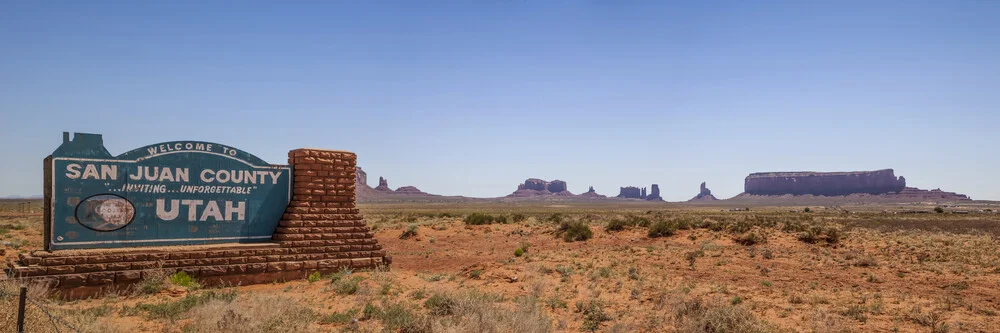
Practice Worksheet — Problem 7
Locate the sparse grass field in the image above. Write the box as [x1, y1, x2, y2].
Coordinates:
[3, 200, 1000, 332]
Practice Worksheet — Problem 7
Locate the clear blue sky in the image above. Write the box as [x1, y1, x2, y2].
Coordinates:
[2, 1, 998, 200]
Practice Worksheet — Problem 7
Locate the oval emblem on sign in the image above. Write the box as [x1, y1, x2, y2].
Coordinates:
[74, 194, 136, 232]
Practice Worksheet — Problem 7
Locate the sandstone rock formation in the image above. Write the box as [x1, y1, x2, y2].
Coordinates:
[356, 167, 368, 187]
[745, 169, 906, 196]
[617, 185, 663, 201]
[356, 167, 378, 198]
[647, 184, 663, 201]
[689, 182, 719, 201]
[617, 186, 642, 199]
[579, 186, 606, 198]
[374, 176, 393, 192]
[394, 186, 426, 195]
[893, 187, 970, 201]
[508, 178, 574, 197]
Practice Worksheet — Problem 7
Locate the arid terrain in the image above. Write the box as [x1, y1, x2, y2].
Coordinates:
[3, 199, 1000, 332]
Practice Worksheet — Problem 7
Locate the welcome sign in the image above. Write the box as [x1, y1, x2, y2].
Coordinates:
[45, 132, 291, 250]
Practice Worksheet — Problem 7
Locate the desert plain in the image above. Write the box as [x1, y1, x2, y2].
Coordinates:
[3, 199, 1000, 332]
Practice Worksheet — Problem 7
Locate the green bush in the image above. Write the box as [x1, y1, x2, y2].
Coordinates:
[512, 213, 527, 223]
[169, 271, 200, 289]
[514, 248, 525, 257]
[934, 206, 945, 214]
[307, 271, 322, 283]
[547, 213, 565, 223]
[648, 221, 677, 238]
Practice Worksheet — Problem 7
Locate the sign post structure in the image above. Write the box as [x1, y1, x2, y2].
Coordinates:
[45, 132, 292, 250]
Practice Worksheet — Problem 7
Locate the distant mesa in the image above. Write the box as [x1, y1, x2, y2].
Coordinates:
[355, 166, 438, 201]
[394, 186, 426, 195]
[579, 186, 606, 198]
[508, 178, 574, 197]
[689, 182, 718, 201]
[892, 187, 970, 201]
[740, 169, 970, 201]
[617, 184, 663, 201]
[745, 169, 906, 196]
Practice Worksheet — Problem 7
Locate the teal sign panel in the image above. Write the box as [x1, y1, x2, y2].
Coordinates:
[46, 132, 291, 250]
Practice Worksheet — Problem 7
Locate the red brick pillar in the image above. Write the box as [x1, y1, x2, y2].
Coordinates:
[272, 149, 386, 270]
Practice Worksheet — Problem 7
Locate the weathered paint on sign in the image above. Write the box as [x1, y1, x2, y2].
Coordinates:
[46, 132, 291, 250]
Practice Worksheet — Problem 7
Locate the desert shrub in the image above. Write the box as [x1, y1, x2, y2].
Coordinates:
[132, 290, 237, 320]
[430, 292, 551, 332]
[627, 215, 651, 228]
[728, 220, 752, 234]
[319, 310, 355, 324]
[334, 276, 363, 295]
[306, 271, 322, 283]
[135, 269, 168, 294]
[464, 213, 507, 225]
[182, 294, 316, 333]
[934, 206, 945, 214]
[580, 300, 611, 332]
[364, 301, 431, 333]
[515, 247, 525, 257]
[605, 219, 629, 231]
[797, 226, 822, 244]
[685, 250, 705, 267]
[512, 213, 527, 223]
[556, 265, 575, 278]
[627, 267, 640, 280]
[853, 254, 879, 268]
[169, 271, 200, 289]
[469, 269, 484, 279]
[674, 298, 772, 333]
[825, 227, 842, 243]
[547, 213, 565, 223]
[708, 221, 726, 232]
[400, 223, 418, 239]
[648, 220, 677, 238]
[733, 231, 766, 246]
[559, 221, 593, 242]
[804, 207, 811, 213]
[424, 293, 457, 315]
